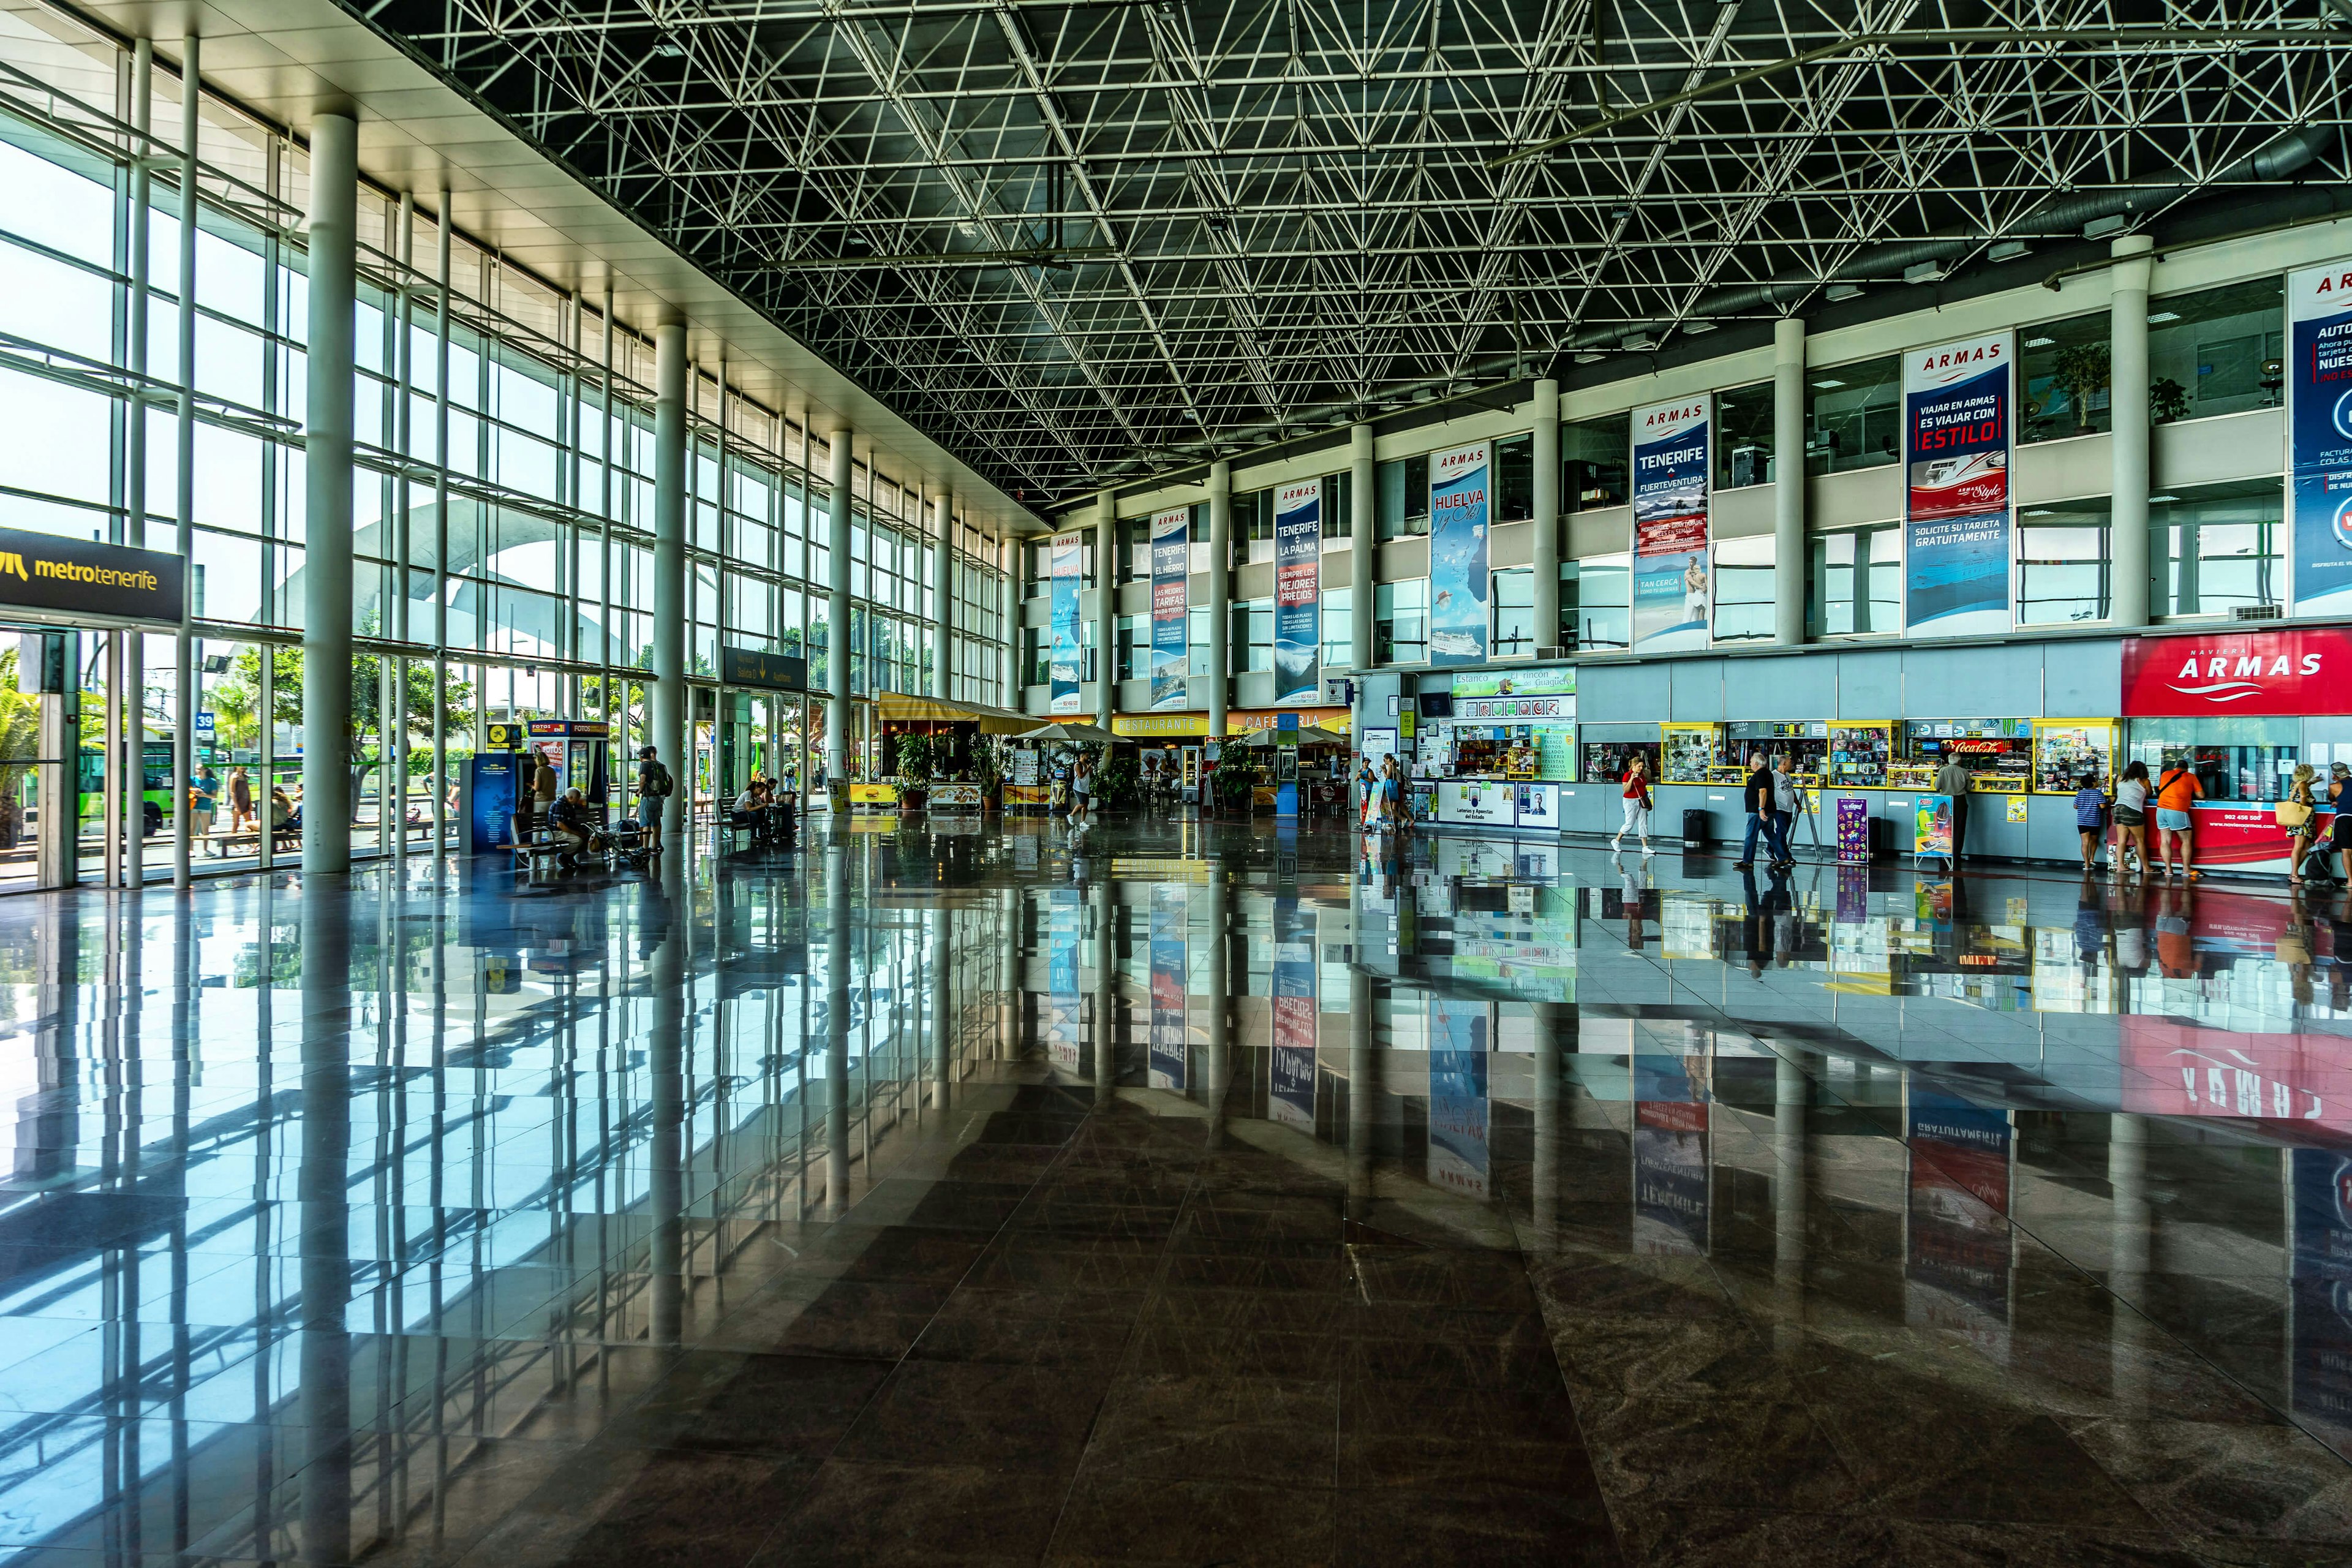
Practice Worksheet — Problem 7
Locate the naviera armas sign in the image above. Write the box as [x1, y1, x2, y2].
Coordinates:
[2120, 626, 2351, 715]
[0, 524, 186, 622]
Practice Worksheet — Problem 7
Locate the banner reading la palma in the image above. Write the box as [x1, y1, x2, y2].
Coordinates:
[2289, 262, 2352, 617]
[1630, 397, 1711, 652]
[1273, 480, 1322, 703]
[1049, 531, 1083, 716]
[1903, 332, 2013, 636]
[1428, 443, 1488, 665]
[1150, 507, 1189, 711]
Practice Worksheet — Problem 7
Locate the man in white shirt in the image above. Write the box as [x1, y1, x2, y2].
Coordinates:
[1770, 755, 1803, 867]
[1934, 755, 1973, 862]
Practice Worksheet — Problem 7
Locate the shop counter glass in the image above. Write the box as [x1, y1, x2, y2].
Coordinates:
[1662, 723, 1723, 783]
[1827, 721, 1894, 787]
[2034, 718, 2120, 793]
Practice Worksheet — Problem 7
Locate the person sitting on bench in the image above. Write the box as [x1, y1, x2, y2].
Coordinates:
[548, 786, 595, 868]
[731, 780, 771, 839]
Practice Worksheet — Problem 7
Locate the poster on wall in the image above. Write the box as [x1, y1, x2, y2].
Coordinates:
[2288, 264, 2352, 617]
[1428, 998, 1490, 1197]
[1428, 443, 1490, 665]
[1149, 887, 1188, 1091]
[1902, 332, 2013, 636]
[1273, 480, 1322, 703]
[1630, 398, 1712, 651]
[1150, 507, 1190, 711]
[1269, 903, 1317, 1130]
[1049, 532, 1083, 715]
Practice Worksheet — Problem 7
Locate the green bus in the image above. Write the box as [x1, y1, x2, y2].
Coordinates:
[78, 739, 176, 840]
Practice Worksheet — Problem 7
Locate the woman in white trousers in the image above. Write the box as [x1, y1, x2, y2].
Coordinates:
[1613, 756, 1654, 853]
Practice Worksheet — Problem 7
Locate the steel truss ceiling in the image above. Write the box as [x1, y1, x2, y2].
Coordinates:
[363, 0, 2349, 508]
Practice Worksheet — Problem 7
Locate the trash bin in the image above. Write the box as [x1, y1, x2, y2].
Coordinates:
[1869, 815, 1896, 860]
[1681, 808, 1710, 847]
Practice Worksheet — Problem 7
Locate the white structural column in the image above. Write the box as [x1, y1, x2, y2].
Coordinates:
[825, 431, 853, 780]
[301, 112, 357, 876]
[1774, 316, 1808, 646]
[1095, 491, 1117, 720]
[1349, 424, 1374, 671]
[2109, 233, 2155, 629]
[1531, 380, 1560, 652]
[932, 486, 954, 700]
[651, 323, 688, 845]
[171, 34, 199, 888]
[121, 40, 149, 889]
[1207, 462, 1231, 738]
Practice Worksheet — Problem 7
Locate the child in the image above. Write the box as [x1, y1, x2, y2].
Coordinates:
[2073, 773, 2109, 871]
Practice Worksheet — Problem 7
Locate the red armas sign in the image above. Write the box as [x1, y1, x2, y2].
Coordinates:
[2120, 627, 2352, 715]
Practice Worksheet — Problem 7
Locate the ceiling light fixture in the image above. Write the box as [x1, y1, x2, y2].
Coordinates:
[1825, 282, 1863, 302]
[2147, 311, 2181, 323]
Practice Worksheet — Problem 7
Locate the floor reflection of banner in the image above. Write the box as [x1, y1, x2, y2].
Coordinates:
[1427, 997, 1490, 1196]
[1047, 888, 1082, 1071]
[2289, 1148, 2352, 1431]
[1150, 888, 1188, 1091]
[1633, 1034, 1709, 1254]
[1270, 902, 1317, 1129]
[1904, 1086, 2013, 1360]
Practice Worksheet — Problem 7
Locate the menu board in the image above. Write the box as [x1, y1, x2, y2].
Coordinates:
[1828, 722, 1892, 787]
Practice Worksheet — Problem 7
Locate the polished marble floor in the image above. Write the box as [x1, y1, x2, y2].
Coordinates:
[3, 813, 2352, 1566]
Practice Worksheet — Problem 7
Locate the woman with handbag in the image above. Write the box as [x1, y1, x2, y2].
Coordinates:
[2283, 762, 2320, 884]
[1611, 755, 1654, 854]
[2111, 761, 2152, 879]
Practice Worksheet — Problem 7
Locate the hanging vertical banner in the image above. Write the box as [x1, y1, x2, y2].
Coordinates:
[1427, 997, 1490, 1197]
[1428, 442, 1490, 665]
[1269, 902, 1317, 1130]
[1049, 532, 1083, 715]
[1903, 332, 2013, 635]
[1149, 507, 1191, 710]
[2288, 265, 2352, 617]
[1273, 480, 1322, 703]
[1630, 397, 1713, 652]
[1148, 886, 1188, 1091]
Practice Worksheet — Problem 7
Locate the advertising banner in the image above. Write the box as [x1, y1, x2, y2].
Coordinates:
[1836, 796, 1872, 863]
[1904, 1087, 2014, 1358]
[1149, 887, 1188, 1091]
[1428, 443, 1490, 665]
[1150, 507, 1190, 711]
[1437, 779, 1517, 827]
[1915, 794, 1954, 858]
[1630, 398, 1712, 651]
[1902, 332, 2013, 635]
[1428, 998, 1490, 1197]
[1273, 480, 1322, 703]
[1049, 532, 1083, 715]
[1270, 903, 1317, 1130]
[2121, 625, 2352, 715]
[2290, 264, 2352, 616]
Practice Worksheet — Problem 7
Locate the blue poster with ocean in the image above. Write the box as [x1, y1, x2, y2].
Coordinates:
[1427, 442, 1489, 665]
[2288, 264, 2352, 616]
[1630, 397, 1711, 652]
[1049, 531, 1082, 715]
[1149, 507, 1189, 710]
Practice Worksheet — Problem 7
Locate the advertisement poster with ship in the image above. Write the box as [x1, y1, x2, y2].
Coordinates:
[1902, 332, 2013, 636]
[1049, 532, 1083, 715]
[1631, 397, 1711, 652]
[1428, 442, 1490, 665]
[1150, 507, 1190, 711]
[1273, 480, 1322, 703]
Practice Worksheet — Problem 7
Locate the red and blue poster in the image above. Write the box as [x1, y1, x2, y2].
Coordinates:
[1273, 480, 1322, 703]
[1904, 1085, 2013, 1360]
[1049, 532, 1083, 715]
[1428, 443, 1489, 665]
[1269, 902, 1316, 1129]
[1632, 1028, 1709, 1254]
[1631, 397, 1711, 651]
[1903, 333, 2012, 635]
[1150, 507, 1189, 710]
[2289, 264, 2352, 617]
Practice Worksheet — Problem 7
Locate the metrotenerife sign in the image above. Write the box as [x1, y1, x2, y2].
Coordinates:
[0, 526, 186, 622]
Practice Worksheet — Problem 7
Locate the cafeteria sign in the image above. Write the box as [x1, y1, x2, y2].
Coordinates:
[0, 526, 185, 621]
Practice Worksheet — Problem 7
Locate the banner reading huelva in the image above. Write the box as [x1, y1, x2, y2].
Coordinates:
[1049, 531, 1082, 715]
[1150, 507, 1189, 710]
[2289, 263, 2352, 617]
[1630, 397, 1710, 652]
[1273, 480, 1321, 704]
[1903, 332, 2012, 635]
[1428, 443, 1488, 665]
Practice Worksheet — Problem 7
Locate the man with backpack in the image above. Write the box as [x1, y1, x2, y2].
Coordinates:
[636, 744, 675, 854]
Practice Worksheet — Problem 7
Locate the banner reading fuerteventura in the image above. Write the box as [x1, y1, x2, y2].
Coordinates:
[2288, 263, 2352, 617]
[1049, 531, 1082, 715]
[1273, 478, 1322, 703]
[1428, 442, 1489, 665]
[1902, 331, 2013, 636]
[1150, 507, 1189, 711]
[1630, 396, 1711, 652]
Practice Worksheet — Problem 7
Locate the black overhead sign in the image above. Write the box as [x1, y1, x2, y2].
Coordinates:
[0, 526, 186, 622]
[721, 646, 808, 692]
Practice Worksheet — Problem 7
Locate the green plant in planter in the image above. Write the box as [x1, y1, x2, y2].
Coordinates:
[2051, 341, 2111, 433]
[1095, 748, 1137, 809]
[894, 731, 934, 782]
[2151, 376, 2189, 424]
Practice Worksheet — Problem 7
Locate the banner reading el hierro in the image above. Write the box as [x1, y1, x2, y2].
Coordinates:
[1902, 332, 2012, 636]
[1273, 479, 1321, 703]
[2289, 263, 2352, 617]
[1150, 507, 1189, 710]
[1428, 442, 1489, 665]
[1630, 397, 1711, 652]
[1049, 531, 1082, 715]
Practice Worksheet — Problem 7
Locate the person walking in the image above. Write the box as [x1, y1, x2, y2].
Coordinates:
[2328, 762, 2352, 886]
[1612, 754, 1654, 854]
[2284, 762, 2321, 885]
[2073, 772, 2111, 871]
[1769, 753, 1802, 867]
[635, 744, 674, 853]
[1357, 756, 1378, 829]
[2112, 760, 2152, 878]
[1070, 753, 1095, 829]
[2154, 754, 2203, 880]
[227, 764, 255, 834]
[1736, 752, 1776, 870]
[1382, 756, 1409, 835]
[190, 763, 219, 845]
[1933, 751, 1973, 865]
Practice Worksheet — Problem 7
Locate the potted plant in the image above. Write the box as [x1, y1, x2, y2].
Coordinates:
[2152, 376, 2189, 424]
[2051, 341, 2111, 434]
[894, 732, 933, 812]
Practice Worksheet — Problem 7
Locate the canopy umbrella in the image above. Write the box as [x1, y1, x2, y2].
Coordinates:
[1013, 721, 1123, 744]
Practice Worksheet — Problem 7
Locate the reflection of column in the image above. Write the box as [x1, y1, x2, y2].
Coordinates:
[2109, 235, 2155, 630]
[824, 845, 851, 1216]
[298, 883, 353, 1562]
[1093, 884, 1115, 1106]
[1774, 317, 1808, 646]
[170, 36, 200, 889]
[825, 432, 853, 783]
[646, 882, 684, 1343]
[1206, 463, 1231, 739]
[1531, 382, 1561, 654]
[2109, 1112, 2152, 1415]
[1204, 869, 1230, 1140]
[1774, 1054, 1809, 1344]
[652, 324, 688, 850]
[1095, 491, 1118, 722]
[301, 113, 358, 874]
[1532, 1001, 1572, 1252]
[1346, 969, 1375, 1219]
[930, 907, 952, 1110]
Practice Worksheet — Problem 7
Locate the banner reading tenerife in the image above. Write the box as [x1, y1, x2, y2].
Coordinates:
[1049, 531, 1082, 715]
[1630, 397, 1711, 652]
[1903, 332, 2013, 636]
[2288, 263, 2352, 617]
[1273, 479, 1322, 704]
[1428, 442, 1489, 665]
[1150, 507, 1190, 710]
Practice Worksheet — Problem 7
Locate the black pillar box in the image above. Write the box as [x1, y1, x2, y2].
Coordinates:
[1681, 808, 1710, 846]
[18, 630, 75, 694]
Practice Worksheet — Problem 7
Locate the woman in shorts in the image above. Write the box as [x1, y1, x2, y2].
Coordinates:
[2111, 761, 2150, 878]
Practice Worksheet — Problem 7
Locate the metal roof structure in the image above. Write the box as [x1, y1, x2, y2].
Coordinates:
[362, 0, 2348, 508]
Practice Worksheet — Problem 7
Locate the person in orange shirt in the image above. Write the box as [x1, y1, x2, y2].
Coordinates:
[2154, 756, 2203, 881]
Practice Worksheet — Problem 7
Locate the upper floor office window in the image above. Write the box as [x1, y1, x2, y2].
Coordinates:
[1804, 355, 1900, 475]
